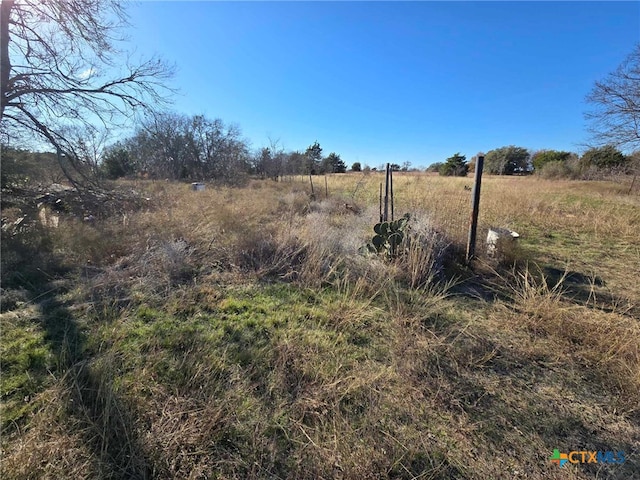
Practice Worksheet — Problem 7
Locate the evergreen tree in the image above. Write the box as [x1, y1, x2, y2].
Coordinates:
[439, 153, 468, 176]
[305, 141, 323, 174]
[325, 152, 346, 173]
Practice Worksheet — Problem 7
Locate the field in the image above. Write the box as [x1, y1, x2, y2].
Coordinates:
[1, 172, 639, 479]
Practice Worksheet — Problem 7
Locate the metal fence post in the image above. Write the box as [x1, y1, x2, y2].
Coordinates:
[379, 182, 383, 222]
[466, 154, 484, 263]
[390, 165, 394, 221]
[383, 163, 390, 222]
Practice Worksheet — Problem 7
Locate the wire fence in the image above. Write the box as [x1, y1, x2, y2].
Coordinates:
[304, 169, 494, 260]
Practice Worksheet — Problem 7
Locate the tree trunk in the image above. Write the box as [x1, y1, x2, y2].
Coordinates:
[1, 0, 14, 120]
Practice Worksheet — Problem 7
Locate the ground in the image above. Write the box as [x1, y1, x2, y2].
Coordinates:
[1, 172, 638, 479]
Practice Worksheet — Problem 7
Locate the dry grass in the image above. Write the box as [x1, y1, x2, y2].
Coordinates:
[2, 173, 639, 479]
[506, 267, 640, 408]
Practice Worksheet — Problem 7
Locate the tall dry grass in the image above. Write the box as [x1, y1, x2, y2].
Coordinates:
[75, 178, 456, 302]
[505, 266, 640, 410]
[2, 173, 639, 479]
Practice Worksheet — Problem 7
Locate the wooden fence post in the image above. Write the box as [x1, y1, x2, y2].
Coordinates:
[309, 174, 315, 200]
[628, 174, 637, 195]
[466, 154, 484, 263]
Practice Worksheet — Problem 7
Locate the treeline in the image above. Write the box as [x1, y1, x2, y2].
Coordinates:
[101, 112, 347, 184]
[532, 146, 639, 179]
[1, 146, 61, 188]
[5, 110, 638, 189]
[428, 145, 639, 179]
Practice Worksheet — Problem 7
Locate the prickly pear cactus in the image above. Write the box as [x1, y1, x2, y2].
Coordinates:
[363, 213, 411, 258]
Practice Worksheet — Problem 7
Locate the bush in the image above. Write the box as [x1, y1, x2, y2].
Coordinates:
[102, 146, 134, 179]
[425, 162, 443, 173]
[540, 160, 576, 179]
[580, 145, 627, 169]
[532, 150, 573, 173]
[399, 216, 451, 288]
[538, 148, 635, 180]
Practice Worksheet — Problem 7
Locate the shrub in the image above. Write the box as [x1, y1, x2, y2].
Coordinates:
[532, 150, 573, 173]
[101, 146, 134, 179]
[540, 160, 575, 179]
[425, 162, 443, 173]
[360, 213, 451, 289]
[399, 216, 451, 288]
[580, 145, 627, 169]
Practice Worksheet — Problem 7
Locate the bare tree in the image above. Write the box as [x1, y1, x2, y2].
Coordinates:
[0, 0, 174, 186]
[123, 112, 251, 183]
[264, 137, 285, 180]
[585, 44, 640, 152]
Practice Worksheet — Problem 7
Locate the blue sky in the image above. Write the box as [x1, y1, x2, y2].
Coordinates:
[126, 1, 640, 168]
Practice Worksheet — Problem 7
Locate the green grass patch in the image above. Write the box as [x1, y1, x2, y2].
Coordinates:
[0, 307, 55, 429]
